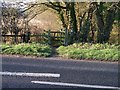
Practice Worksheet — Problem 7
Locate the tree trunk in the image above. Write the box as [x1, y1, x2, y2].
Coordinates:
[103, 6, 116, 43]
[104, 5, 117, 43]
[82, 5, 93, 42]
[95, 3, 117, 43]
[69, 2, 78, 43]
[95, 3, 105, 43]
[58, 9, 67, 29]
[70, 3, 78, 34]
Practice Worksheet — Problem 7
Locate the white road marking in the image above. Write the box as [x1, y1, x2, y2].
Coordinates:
[31, 81, 119, 89]
[0, 72, 60, 78]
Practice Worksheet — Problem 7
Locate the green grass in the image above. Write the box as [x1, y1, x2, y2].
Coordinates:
[0, 43, 52, 57]
[0, 43, 119, 61]
[57, 43, 119, 61]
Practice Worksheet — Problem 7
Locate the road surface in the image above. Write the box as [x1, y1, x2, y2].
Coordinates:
[1, 56, 119, 90]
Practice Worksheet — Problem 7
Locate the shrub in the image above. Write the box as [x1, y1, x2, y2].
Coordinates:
[57, 43, 119, 61]
[0, 44, 12, 52]
[1, 43, 52, 57]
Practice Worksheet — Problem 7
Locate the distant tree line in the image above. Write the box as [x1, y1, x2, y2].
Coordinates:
[1, 1, 120, 44]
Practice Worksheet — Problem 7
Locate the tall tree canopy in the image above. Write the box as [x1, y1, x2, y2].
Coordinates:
[41, 1, 119, 44]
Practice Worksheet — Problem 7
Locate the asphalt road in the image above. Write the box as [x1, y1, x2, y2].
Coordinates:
[1, 56, 119, 90]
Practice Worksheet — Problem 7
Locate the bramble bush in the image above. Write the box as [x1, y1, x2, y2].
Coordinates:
[57, 43, 119, 61]
[0, 43, 52, 57]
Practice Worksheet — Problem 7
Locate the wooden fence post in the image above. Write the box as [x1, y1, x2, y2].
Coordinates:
[48, 29, 51, 45]
[64, 29, 68, 46]
[0, 17, 2, 44]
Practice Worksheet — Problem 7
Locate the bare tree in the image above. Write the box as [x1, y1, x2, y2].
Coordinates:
[1, 1, 47, 43]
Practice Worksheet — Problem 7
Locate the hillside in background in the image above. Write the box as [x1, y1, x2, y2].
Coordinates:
[29, 10, 63, 32]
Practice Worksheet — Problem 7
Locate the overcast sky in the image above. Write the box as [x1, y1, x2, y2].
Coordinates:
[0, 0, 37, 8]
[0, 0, 36, 3]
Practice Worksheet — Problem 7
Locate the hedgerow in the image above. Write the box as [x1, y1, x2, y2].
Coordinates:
[0, 43, 52, 57]
[57, 43, 119, 61]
